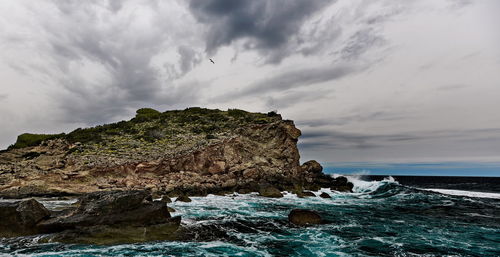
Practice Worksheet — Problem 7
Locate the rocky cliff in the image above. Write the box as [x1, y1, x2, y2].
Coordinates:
[0, 107, 350, 198]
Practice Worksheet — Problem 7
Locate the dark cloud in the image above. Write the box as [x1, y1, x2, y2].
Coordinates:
[0, 94, 7, 101]
[189, 0, 335, 63]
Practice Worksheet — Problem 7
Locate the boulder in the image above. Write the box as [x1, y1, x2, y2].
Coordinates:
[0, 199, 50, 237]
[175, 195, 192, 202]
[319, 192, 331, 198]
[301, 160, 323, 174]
[331, 177, 354, 192]
[258, 184, 283, 198]
[37, 190, 177, 234]
[288, 209, 322, 226]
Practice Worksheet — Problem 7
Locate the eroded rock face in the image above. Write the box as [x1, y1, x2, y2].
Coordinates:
[288, 209, 323, 226]
[0, 109, 354, 198]
[38, 190, 174, 232]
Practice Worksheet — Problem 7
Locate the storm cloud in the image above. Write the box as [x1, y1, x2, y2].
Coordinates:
[189, 0, 336, 63]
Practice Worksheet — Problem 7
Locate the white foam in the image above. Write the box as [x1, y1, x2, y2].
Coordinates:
[346, 175, 398, 194]
[422, 188, 500, 199]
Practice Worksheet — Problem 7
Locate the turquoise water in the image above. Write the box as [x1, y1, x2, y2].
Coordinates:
[1, 177, 499, 256]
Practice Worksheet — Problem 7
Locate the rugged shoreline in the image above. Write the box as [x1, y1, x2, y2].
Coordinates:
[0, 108, 353, 199]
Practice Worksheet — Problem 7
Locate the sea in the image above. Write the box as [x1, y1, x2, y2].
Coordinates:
[1, 175, 499, 257]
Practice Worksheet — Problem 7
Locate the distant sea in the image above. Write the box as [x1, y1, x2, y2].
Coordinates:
[1, 174, 500, 256]
[323, 162, 500, 177]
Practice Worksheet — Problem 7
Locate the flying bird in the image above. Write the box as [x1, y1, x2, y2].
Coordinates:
[210, 59, 215, 64]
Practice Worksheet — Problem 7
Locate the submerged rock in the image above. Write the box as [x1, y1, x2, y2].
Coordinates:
[288, 209, 322, 226]
[0, 199, 50, 237]
[319, 192, 332, 198]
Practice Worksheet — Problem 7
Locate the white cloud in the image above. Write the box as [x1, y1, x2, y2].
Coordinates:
[0, 0, 499, 165]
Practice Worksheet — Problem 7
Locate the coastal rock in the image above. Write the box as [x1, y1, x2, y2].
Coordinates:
[301, 160, 323, 174]
[258, 184, 283, 198]
[175, 195, 192, 202]
[288, 209, 322, 226]
[331, 177, 354, 192]
[45, 217, 181, 245]
[36, 190, 181, 244]
[37, 190, 176, 233]
[0, 199, 50, 237]
[319, 192, 331, 198]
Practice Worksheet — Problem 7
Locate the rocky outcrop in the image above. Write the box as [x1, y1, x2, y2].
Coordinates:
[0, 108, 352, 198]
[288, 209, 323, 226]
[0, 199, 50, 237]
[0, 190, 180, 244]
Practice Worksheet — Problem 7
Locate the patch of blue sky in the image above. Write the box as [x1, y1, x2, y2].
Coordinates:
[323, 162, 500, 177]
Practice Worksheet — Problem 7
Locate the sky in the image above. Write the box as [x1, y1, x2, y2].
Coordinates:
[0, 0, 499, 172]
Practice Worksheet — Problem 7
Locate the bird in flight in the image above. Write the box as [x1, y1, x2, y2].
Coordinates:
[209, 59, 215, 64]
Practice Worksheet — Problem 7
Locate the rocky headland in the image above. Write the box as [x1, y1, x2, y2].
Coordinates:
[0, 107, 353, 243]
[0, 107, 352, 198]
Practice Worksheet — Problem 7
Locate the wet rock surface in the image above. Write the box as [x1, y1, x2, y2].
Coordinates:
[288, 209, 323, 226]
[0, 190, 180, 244]
[258, 184, 284, 198]
[319, 192, 332, 198]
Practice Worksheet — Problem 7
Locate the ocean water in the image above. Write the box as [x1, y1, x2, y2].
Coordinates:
[1, 176, 499, 257]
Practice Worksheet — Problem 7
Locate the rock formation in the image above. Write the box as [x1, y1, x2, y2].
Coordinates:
[0, 190, 180, 244]
[0, 108, 351, 198]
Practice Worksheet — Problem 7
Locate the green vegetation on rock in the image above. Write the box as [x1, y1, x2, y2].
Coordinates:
[9, 133, 64, 149]
[7, 108, 281, 161]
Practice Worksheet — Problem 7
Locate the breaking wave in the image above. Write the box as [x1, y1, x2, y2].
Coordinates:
[1, 176, 500, 256]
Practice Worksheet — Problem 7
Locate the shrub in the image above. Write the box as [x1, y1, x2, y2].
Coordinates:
[267, 111, 279, 117]
[133, 108, 161, 122]
[228, 109, 248, 118]
[66, 128, 103, 144]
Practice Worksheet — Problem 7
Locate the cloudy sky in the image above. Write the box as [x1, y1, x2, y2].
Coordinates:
[1, 0, 499, 166]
